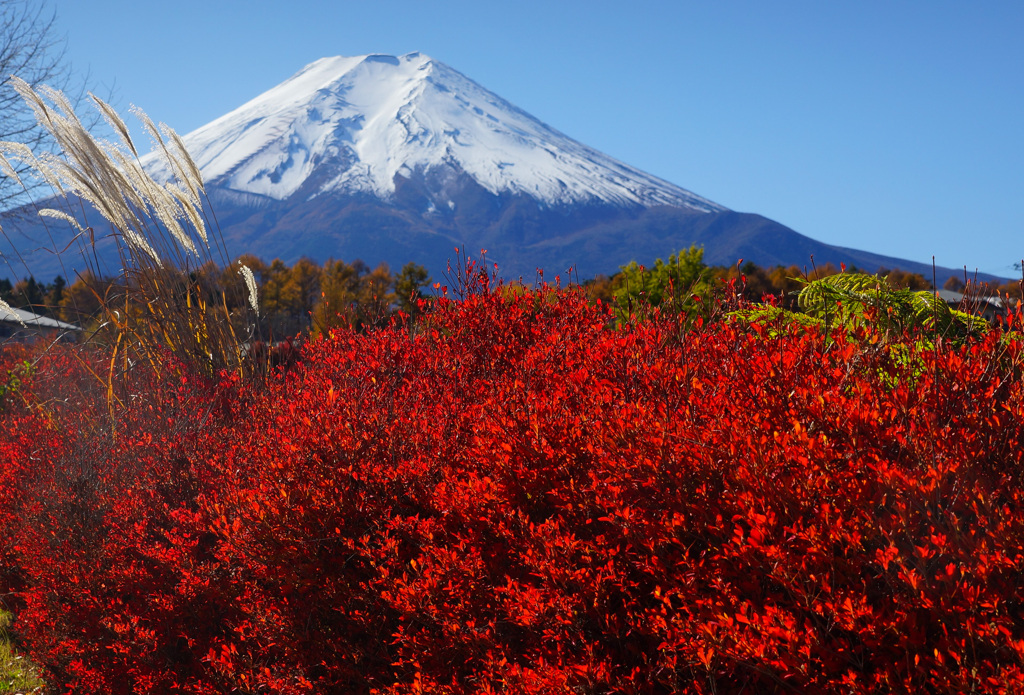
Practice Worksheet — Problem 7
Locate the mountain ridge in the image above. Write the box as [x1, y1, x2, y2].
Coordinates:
[1, 52, 1010, 286]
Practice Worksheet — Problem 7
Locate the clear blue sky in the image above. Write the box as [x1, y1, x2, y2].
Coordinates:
[51, 0, 1023, 278]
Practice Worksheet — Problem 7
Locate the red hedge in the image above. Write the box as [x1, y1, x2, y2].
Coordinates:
[1, 286, 1023, 693]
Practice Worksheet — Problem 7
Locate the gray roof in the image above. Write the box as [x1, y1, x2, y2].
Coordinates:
[935, 289, 1004, 309]
[0, 305, 81, 331]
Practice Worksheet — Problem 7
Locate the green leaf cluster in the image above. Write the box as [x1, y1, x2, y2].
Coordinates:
[0, 360, 33, 410]
[612, 246, 710, 319]
[796, 273, 987, 339]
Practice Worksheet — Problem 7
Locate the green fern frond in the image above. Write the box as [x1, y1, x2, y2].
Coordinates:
[728, 305, 823, 331]
[795, 272, 990, 339]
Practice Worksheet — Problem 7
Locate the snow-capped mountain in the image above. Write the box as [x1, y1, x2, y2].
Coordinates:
[8, 53, 998, 286]
[148, 52, 723, 213]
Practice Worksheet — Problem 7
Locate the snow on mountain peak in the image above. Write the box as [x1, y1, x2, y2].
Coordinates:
[153, 52, 725, 213]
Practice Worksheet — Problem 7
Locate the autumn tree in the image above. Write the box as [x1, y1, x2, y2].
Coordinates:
[764, 265, 806, 308]
[878, 267, 932, 291]
[996, 279, 1022, 300]
[579, 274, 617, 307]
[944, 276, 966, 292]
[280, 258, 321, 320]
[259, 258, 321, 337]
[257, 259, 289, 319]
[358, 261, 396, 328]
[311, 259, 360, 335]
[709, 260, 777, 301]
[394, 262, 431, 315]
[58, 271, 111, 328]
[312, 259, 395, 334]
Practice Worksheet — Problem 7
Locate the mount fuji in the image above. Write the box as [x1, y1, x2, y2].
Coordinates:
[148, 53, 723, 213]
[6, 52, 1001, 284]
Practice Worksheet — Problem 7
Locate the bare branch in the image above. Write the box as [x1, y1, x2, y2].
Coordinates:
[0, 0, 110, 212]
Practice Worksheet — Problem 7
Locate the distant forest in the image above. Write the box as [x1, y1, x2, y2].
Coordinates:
[2, 250, 1021, 335]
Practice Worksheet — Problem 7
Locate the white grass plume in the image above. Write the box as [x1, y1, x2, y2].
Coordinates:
[3, 77, 210, 267]
[162, 124, 205, 195]
[0, 152, 23, 187]
[4, 79, 262, 379]
[0, 297, 26, 327]
[238, 262, 259, 316]
[38, 208, 86, 233]
[0, 141, 66, 197]
[90, 93, 138, 157]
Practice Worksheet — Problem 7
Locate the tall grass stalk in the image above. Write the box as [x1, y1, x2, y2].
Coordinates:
[0, 79, 262, 385]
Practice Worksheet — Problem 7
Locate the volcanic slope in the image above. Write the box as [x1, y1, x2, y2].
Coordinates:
[4, 52, 998, 285]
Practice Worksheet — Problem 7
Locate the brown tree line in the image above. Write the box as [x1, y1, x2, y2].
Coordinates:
[0, 257, 432, 338]
[3, 256, 1020, 333]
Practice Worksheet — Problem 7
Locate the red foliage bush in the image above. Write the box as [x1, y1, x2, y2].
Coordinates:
[1, 283, 1023, 693]
[0, 346, 248, 693]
